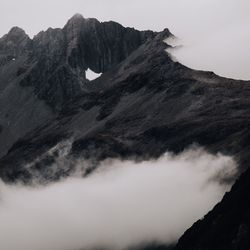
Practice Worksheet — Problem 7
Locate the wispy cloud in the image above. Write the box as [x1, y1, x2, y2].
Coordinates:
[0, 148, 237, 250]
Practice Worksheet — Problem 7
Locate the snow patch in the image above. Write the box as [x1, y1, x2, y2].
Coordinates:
[86, 68, 102, 81]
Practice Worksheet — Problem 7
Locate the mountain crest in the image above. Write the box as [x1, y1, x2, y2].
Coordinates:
[71, 13, 84, 19]
[0, 26, 30, 56]
[7, 26, 28, 38]
[65, 13, 86, 27]
[9, 15, 158, 110]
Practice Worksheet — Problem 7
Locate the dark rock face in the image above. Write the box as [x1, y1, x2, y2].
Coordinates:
[20, 14, 157, 110]
[64, 14, 156, 73]
[174, 165, 250, 250]
[1, 14, 250, 250]
[0, 27, 31, 57]
[1, 26, 250, 182]
[0, 14, 158, 158]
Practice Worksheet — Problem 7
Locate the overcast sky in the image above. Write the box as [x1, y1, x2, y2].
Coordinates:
[1, 0, 250, 80]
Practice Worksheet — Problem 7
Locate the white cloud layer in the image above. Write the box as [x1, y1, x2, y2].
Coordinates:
[0, 148, 237, 250]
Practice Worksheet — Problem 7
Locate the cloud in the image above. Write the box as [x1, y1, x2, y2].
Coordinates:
[0, 148, 237, 250]
[168, 8, 250, 80]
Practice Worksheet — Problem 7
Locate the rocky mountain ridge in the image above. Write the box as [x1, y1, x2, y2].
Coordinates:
[0, 14, 158, 158]
[1, 14, 250, 250]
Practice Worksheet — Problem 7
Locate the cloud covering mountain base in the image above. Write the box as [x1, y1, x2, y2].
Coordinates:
[0, 148, 237, 250]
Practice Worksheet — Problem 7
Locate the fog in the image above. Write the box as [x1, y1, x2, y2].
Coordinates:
[168, 18, 250, 80]
[0, 148, 237, 250]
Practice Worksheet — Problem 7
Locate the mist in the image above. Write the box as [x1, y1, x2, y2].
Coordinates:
[0, 148, 237, 250]
[168, 17, 250, 80]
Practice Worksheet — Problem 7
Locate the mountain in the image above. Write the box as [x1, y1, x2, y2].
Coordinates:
[174, 165, 250, 250]
[1, 14, 250, 249]
[0, 14, 156, 160]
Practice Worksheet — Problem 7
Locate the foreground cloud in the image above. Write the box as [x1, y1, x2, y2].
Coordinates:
[0, 148, 237, 250]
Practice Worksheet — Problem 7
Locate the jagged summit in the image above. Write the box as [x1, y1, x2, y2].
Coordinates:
[0, 26, 30, 56]
[0, 16, 159, 159]
[0, 26, 28, 40]
[0, 26, 29, 42]
[7, 26, 28, 36]
[64, 13, 101, 30]
[71, 13, 84, 19]
[69, 13, 100, 24]
[65, 13, 86, 27]
[16, 16, 157, 110]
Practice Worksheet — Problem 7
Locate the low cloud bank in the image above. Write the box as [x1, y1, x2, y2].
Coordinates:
[166, 19, 250, 80]
[0, 148, 237, 250]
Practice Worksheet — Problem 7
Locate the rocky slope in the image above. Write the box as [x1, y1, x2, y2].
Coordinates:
[1, 24, 250, 183]
[174, 164, 250, 250]
[1, 14, 250, 250]
[0, 14, 156, 158]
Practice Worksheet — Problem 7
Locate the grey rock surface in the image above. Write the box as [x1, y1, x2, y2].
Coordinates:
[0, 14, 157, 158]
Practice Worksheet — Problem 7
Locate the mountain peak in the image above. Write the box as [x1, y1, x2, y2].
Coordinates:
[0, 26, 30, 55]
[7, 26, 29, 39]
[67, 13, 85, 24]
[71, 13, 84, 20]
[64, 13, 86, 31]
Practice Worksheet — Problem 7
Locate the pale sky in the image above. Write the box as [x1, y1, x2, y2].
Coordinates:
[1, 0, 250, 80]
